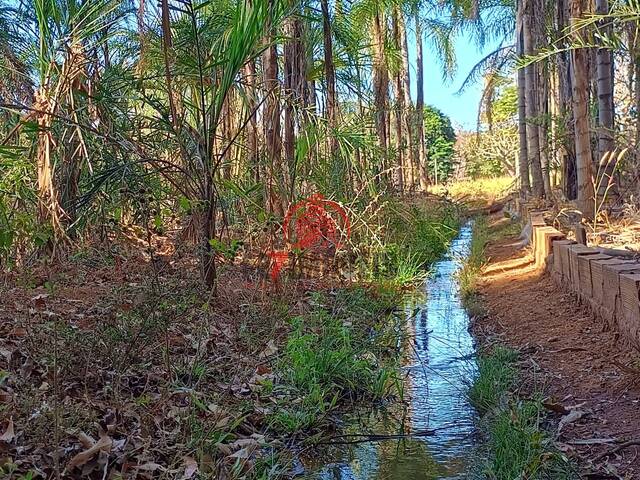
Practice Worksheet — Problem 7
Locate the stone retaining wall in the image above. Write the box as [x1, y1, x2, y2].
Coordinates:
[520, 206, 640, 350]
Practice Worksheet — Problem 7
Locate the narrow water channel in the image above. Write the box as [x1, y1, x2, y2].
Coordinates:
[305, 223, 478, 479]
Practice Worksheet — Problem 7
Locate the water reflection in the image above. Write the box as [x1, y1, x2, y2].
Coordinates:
[305, 223, 478, 479]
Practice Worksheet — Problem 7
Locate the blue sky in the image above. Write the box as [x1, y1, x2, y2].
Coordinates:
[408, 32, 502, 132]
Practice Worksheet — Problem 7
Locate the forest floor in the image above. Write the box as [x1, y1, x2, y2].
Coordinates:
[473, 214, 640, 479]
[0, 195, 463, 479]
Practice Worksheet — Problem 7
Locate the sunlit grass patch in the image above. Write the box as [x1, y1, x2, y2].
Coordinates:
[458, 216, 489, 304]
[430, 176, 514, 207]
[357, 197, 461, 286]
[485, 399, 575, 480]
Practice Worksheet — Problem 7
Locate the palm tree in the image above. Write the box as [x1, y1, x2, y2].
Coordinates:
[556, 0, 577, 200]
[414, 8, 428, 190]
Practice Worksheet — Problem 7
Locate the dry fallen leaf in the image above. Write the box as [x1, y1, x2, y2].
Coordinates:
[0, 346, 13, 363]
[229, 437, 257, 448]
[32, 293, 49, 309]
[558, 409, 585, 433]
[137, 461, 164, 472]
[8, 327, 27, 338]
[181, 456, 198, 479]
[542, 398, 569, 415]
[229, 447, 253, 459]
[66, 433, 112, 471]
[77, 431, 96, 449]
[0, 418, 15, 443]
[259, 340, 277, 359]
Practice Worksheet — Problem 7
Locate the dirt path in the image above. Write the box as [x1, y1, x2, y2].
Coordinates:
[473, 216, 640, 479]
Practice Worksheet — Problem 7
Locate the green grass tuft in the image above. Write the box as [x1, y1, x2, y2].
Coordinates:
[485, 399, 575, 479]
[468, 346, 518, 413]
[268, 287, 401, 433]
[458, 215, 489, 303]
[469, 347, 575, 479]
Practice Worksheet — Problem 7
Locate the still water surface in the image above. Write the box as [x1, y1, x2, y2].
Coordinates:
[305, 223, 478, 479]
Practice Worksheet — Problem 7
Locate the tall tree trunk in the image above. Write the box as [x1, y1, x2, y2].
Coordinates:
[570, 0, 595, 217]
[320, 0, 338, 158]
[414, 12, 429, 190]
[538, 63, 552, 196]
[372, 10, 389, 180]
[283, 22, 295, 170]
[34, 89, 61, 235]
[244, 60, 260, 183]
[222, 94, 232, 180]
[392, 8, 405, 192]
[523, 0, 545, 198]
[398, 12, 414, 191]
[557, 0, 577, 199]
[283, 17, 300, 199]
[137, 0, 146, 49]
[263, 39, 284, 216]
[160, 0, 178, 127]
[629, 25, 640, 198]
[595, 0, 617, 200]
[354, 62, 367, 188]
[516, 0, 530, 196]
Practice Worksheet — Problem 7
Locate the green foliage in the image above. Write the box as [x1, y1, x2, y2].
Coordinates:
[423, 105, 457, 183]
[268, 287, 400, 433]
[469, 346, 575, 479]
[459, 78, 518, 179]
[359, 199, 460, 285]
[491, 85, 517, 124]
[461, 129, 516, 179]
[486, 399, 575, 479]
[0, 147, 42, 266]
[458, 215, 489, 303]
[468, 346, 518, 413]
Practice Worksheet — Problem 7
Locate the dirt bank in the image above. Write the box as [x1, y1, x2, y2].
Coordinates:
[473, 215, 640, 479]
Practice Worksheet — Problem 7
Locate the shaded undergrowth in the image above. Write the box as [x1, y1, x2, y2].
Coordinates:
[267, 286, 401, 434]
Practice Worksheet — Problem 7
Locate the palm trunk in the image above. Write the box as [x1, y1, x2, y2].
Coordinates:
[137, 0, 145, 49]
[392, 8, 404, 192]
[415, 12, 428, 190]
[320, 0, 338, 158]
[516, 0, 530, 196]
[398, 12, 414, 191]
[372, 10, 389, 179]
[523, 0, 545, 198]
[354, 62, 367, 187]
[595, 0, 617, 201]
[263, 38, 284, 216]
[160, 0, 178, 127]
[557, 0, 577, 199]
[34, 89, 61, 235]
[538, 63, 552, 196]
[244, 60, 260, 183]
[570, 0, 595, 218]
[283, 17, 298, 198]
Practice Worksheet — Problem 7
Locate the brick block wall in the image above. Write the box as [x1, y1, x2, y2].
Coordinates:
[525, 215, 640, 349]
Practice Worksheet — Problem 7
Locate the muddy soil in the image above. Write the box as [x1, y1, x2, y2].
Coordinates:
[473, 216, 640, 479]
